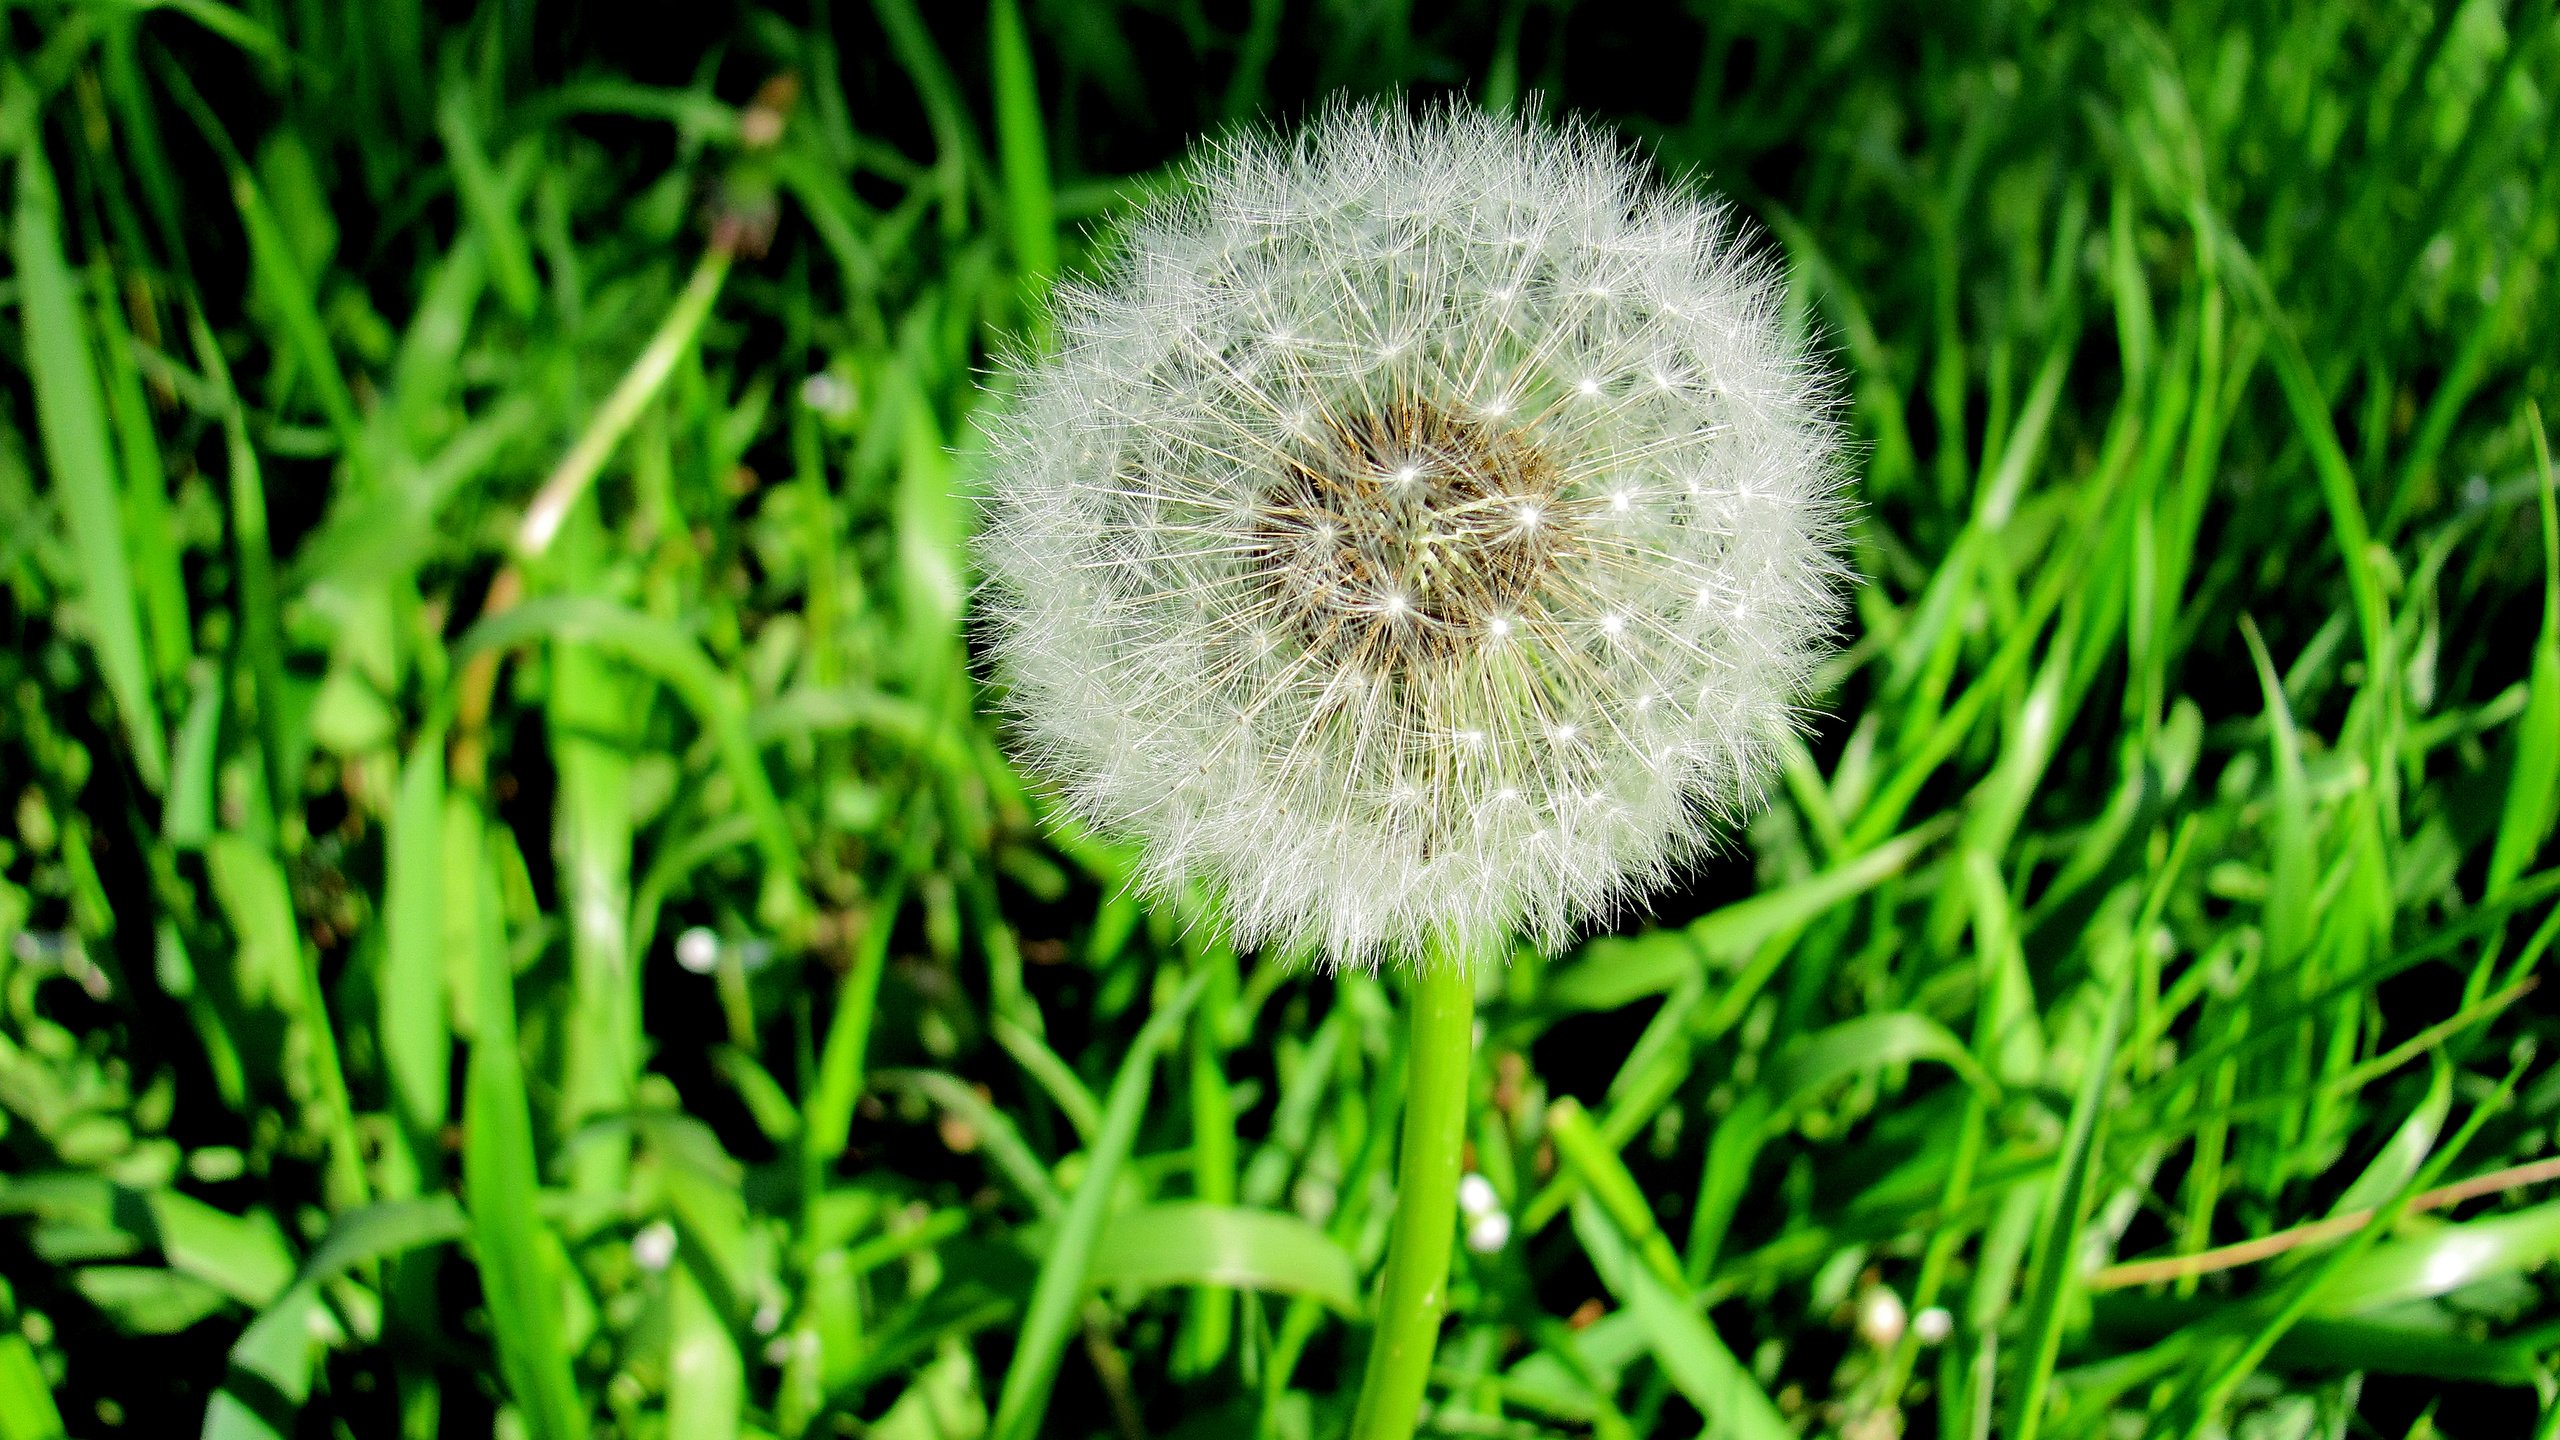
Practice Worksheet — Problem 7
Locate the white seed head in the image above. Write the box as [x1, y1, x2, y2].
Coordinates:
[977, 100, 1850, 967]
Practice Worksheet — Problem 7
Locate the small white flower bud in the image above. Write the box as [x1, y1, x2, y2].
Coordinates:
[1456, 1172, 1501, 1219]
[631, 1220, 678, 1273]
[799, 371, 856, 418]
[1465, 1210, 1513, 1255]
[674, 926, 721, 974]
[1913, 1305, 1954, 1346]
[1855, 1285, 1907, 1349]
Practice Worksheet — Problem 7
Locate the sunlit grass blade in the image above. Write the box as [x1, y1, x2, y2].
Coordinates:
[2007, 972, 2127, 1440]
[666, 1263, 743, 1440]
[380, 727, 451, 1191]
[11, 122, 168, 790]
[459, 803, 591, 1440]
[2488, 407, 2559, 903]
[541, 502, 642, 1200]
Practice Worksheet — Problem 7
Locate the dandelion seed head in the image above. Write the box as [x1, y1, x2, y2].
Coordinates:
[978, 100, 1851, 966]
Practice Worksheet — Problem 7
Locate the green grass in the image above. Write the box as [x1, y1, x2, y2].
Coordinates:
[1, 2, 2557, 1437]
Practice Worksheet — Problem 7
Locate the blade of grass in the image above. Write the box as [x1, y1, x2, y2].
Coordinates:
[869, 0, 983, 235]
[86, 260, 192, 690]
[2179, 1057, 2529, 1435]
[987, 0, 1056, 285]
[542, 500, 642, 1202]
[2487, 405, 2559, 904]
[435, 79, 540, 320]
[12, 120, 167, 789]
[452, 595, 806, 932]
[1550, 1098, 1789, 1440]
[380, 727, 451, 1191]
[2006, 969, 2127, 1440]
[152, 54, 367, 468]
[665, 1262, 743, 1440]
[185, 301, 298, 851]
[460, 800, 590, 1440]
[989, 964, 1216, 1440]
[803, 878, 906, 1184]
[515, 245, 735, 556]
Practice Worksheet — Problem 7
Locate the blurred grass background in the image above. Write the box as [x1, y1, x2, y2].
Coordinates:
[1, 1, 2558, 1437]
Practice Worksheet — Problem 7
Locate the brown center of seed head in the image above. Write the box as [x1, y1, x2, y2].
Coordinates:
[1252, 399, 1575, 677]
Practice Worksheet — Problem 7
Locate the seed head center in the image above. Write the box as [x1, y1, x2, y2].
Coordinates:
[1254, 400, 1572, 675]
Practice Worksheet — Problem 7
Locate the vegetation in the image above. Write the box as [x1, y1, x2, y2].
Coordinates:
[0, 2, 2556, 1437]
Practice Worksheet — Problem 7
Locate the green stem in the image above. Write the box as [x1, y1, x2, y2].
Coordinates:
[1349, 953, 1477, 1440]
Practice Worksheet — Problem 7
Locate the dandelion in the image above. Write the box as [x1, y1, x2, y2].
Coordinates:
[978, 100, 1847, 967]
[976, 99, 1847, 1440]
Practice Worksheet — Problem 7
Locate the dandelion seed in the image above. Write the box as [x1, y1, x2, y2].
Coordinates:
[976, 100, 1849, 966]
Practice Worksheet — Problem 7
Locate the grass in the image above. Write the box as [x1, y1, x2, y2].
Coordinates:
[0, 1, 2557, 1437]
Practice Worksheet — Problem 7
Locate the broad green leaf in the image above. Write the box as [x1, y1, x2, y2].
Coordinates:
[204, 1198, 467, 1440]
[1087, 1202, 1359, 1314]
[73, 1266, 229, 1334]
[0, 1328, 64, 1440]
[379, 733, 451, 1194]
[147, 1191, 292, 1308]
[665, 1263, 743, 1440]
[2317, 1198, 2560, 1317]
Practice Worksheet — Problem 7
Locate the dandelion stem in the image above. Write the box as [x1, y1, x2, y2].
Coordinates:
[1350, 953, 1477, 1440]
